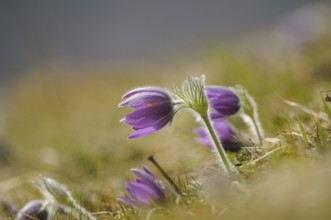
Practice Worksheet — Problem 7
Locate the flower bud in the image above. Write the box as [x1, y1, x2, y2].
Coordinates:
[175, 75, 208, 117]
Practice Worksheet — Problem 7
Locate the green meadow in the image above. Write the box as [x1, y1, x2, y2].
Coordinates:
[1, 17, 331, 220]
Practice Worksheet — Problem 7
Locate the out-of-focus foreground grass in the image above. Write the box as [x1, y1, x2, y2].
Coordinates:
[1, 10, 331, 220]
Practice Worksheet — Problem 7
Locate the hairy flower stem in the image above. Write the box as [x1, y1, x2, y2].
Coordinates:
[201, 115, 237, 176]
[251, 116, 263, 145]
[240, 90, 264, 146]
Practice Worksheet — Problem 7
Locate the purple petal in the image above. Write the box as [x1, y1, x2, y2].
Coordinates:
[122, 87, 170, 99]
[117, 196, 137, 206]
[194, 128, 213, 148]
[119, 94, 170, 108]
[206, 86, 232, 97]
[142, 166, 156, 178]
[126, 182, 159, 206]
[211, 97, 240, 114]
[123, 104, 168, 120]
[136, 178, 165, 198]
[131, 168, 156, 181]
[145, 114, 172, 130]
[123, 104, 172, 127]
[195, 120, 240, 151]
[131, 169, 164, 197]
[126, 110, 173, 138]
[210, 112, 228, 120]
[16, 200, 48, 220]
[133, 113, 172, 130]
[128, 127, 157, 139]
[206, 86, 240, 117]
[211, 96, 239, 107]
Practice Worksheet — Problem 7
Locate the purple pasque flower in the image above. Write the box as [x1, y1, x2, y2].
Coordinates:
[118, 166, 168, 208]
[195, 120, 241, 152]
[16, 200, 48, 220]
[119, 87, 174, 139]
[206, 86, 240, 120]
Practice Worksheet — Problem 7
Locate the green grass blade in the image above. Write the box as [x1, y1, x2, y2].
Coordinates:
[297, 117, 309, 147]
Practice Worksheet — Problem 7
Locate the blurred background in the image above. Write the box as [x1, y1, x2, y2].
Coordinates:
[0, 0, 324, 82]
[1, 0, 331, 214]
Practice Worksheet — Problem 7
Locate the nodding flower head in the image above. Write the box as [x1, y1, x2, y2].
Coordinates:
[206, 86, 240, 120]
[16, 200, 48, 220]
[195, 120, 242, 152]
[118, 166, 168, 208]
[119, 87, 175, 139]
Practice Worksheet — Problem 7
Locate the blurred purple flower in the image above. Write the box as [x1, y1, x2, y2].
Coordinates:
[195, 120, 241, 152]
[16, 200, 48, 220]
[118, 166, 168, 208]
[119, 87, 174, 139]
[276, 4, 329, 49]
[206, 86, 240, 120]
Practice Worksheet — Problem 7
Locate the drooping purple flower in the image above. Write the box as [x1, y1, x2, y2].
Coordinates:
[195, 120, 242, 152]
[118, 166, 168, 208]
[206, 86, 240, 120]
[16, 200, 48, 220]
[119, 87, 174, 139]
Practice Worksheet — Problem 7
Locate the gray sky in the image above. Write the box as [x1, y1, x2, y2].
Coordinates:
[0, 0, 316, 81]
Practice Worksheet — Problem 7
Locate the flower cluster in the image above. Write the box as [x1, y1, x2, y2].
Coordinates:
[118, 166, 170, 208]
[119, 76, 242, 175]
[17, 75, 262, 217]
[119, 79, 241, 146]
